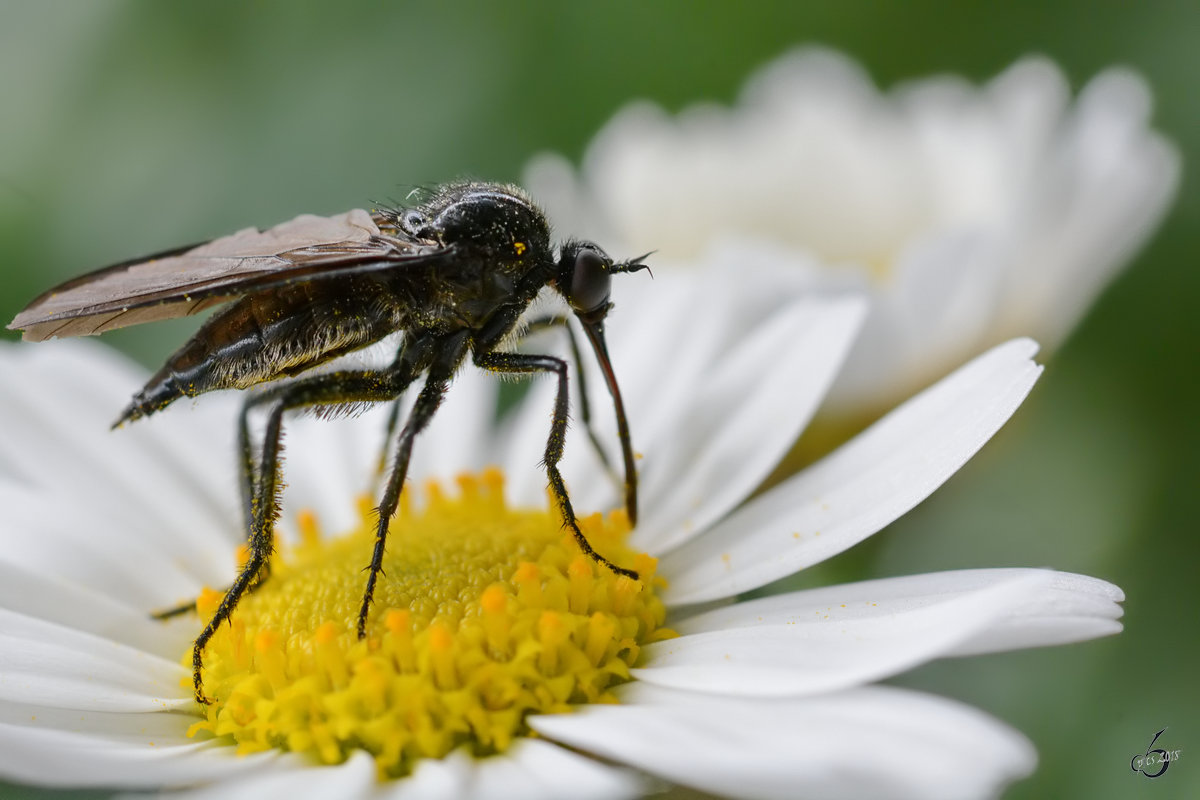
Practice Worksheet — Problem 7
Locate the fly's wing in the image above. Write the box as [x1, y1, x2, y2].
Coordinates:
[8, 209, 451, 342]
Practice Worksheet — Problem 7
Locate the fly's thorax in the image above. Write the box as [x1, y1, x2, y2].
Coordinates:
[383, 183, 558, 334]
[412, 182, 553, 270]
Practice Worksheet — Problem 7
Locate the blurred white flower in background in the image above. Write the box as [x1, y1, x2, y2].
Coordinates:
[527, 48, 1179, 424]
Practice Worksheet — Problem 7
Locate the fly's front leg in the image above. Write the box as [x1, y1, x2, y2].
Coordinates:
[188, 368, 412, 704]
[521, 315, 619, 483]
[475, 350, 639, 581]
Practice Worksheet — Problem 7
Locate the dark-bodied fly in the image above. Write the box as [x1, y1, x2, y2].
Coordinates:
[7, 181, 649, 704]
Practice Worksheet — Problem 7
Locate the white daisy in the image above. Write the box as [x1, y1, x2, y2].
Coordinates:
[0, 261, 1122, 799]
[526, 48, 1179, 422]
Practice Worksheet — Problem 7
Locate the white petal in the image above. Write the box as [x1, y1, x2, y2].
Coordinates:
[406, 365, 501, 486]
[0, 698, 195, 744]
[459, 748, 557, 800]
[602, 258, 816, 463]
[159, 750, 376, 800]
[279, 405, 395, 540]
[0, 341, 240, 548]
[998, 69, 1179, 347]
[495, 268, 714, 513]
[0, 482, 214, 610]
[497, 260, 864, 537]
[383, 749, 474, 800]
[532, 683, 1034, 800]
[0, 720, 279, 788]
[533, 49, 1176, 424]
[636, 569, 1122, 695]
[503, 739, 646, 800]
[662, 339, 1042, 604]
[494, 372, 561, 512]
[493, 271, 702, 512]
[274, 340, 503, 541]
[0, 558, 193, 659]
[932, 570, 1124, 655]
[460, 739, 645, 800]
[632, 294, 865, 554]
[0, 608, 189, 712]
[825, 228, 1008, 412]
[0, 343, 241, 596]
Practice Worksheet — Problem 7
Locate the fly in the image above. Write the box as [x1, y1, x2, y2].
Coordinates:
[7, 181, 649, 704]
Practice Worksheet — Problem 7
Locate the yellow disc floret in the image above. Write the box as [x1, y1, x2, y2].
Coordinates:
[186, 468, 672, 778]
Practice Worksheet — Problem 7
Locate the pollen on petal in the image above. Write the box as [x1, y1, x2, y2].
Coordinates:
[185, 470, 670, 778]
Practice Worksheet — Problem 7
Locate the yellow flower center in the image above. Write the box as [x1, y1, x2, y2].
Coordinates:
[186, 468, 671, 778]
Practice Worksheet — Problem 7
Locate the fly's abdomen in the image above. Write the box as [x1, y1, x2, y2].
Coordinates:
[115, 280, 407, 425]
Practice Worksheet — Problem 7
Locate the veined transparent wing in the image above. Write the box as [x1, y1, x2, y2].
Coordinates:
[8, 209, 450, 341]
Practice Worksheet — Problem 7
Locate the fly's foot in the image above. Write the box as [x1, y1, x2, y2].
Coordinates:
[192, 644, 214, 705]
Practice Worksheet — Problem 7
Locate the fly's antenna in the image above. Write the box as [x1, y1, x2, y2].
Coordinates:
[612, 251, 655, 277]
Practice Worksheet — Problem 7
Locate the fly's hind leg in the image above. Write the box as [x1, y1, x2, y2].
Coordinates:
[151, 398, 270, 622]
[187, 367, 415, 704]
[474, 350, 638, 581]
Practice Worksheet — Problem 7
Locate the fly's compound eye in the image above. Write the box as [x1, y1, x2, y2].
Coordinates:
[568, 247, 612, 316]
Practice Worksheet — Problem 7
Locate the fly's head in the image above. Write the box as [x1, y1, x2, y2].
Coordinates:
[554, 241, 650, 328]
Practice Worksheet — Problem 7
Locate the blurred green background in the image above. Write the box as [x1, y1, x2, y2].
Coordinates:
[1, 2, 1195, 798]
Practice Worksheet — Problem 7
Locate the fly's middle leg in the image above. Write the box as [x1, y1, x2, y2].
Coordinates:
[357, 332, 469, 638]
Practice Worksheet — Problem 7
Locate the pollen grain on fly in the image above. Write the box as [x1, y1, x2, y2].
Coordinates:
[186, 469, 673, 778]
